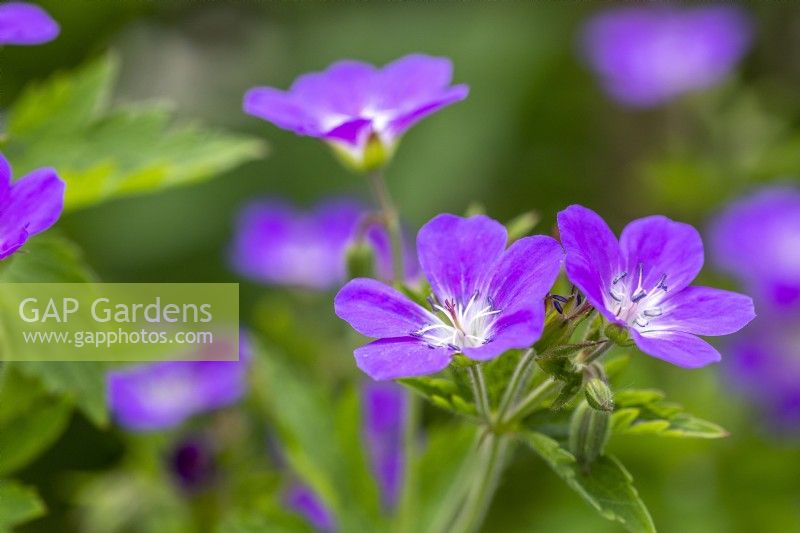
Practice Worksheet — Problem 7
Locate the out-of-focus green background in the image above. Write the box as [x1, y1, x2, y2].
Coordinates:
[3, 2, 799, 531]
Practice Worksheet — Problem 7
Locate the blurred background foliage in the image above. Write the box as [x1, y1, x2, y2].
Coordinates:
[2, 1, 800, 532]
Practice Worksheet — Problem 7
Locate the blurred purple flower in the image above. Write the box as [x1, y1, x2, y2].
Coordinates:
[558, 205, 754, 368]
[362, 381, 407, 510]
[244, 54, 468, 169]
[725, 318, 800, 434]
[107, 340, 249, 431]
[710, 186, 800, 310]
[335, 214, 563, 380]
[169, 436, 217, 492]
[0, 152, 65, 260]
[230, 197, 416, 290]
[285, 485, 337, 532]
[0, 1, 58, 45]
[581, 5, 751, 107]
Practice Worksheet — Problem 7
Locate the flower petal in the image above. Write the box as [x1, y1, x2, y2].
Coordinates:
[620, 215, 704, 294]
[362, 382, 406, 510]
[385, 85, 469, 139]
[462, 308, 544, 361]
[243, 87, 322, 136]
[657, 286, 755, 336]
[6, 167, 64, 235]
[354, 337, 452, 380]
[631, 329, 721, 368]
[335, 278, 431, 338]
[557, 205, 622, 321]
[0, 2, 59, 46]
[373, 54, 456, 110]
[291, 60, 377, 116]
[488, 235, 563, 312]
[417, 214, 507, 303]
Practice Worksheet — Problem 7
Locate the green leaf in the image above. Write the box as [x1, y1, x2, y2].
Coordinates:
[612, 389, 728, 439]
[0, 395, 72, 476]
[522, 432, 656, 533]
[0, 480, 46, 530]
[0, 235, 96, 283]
[399, 374, 476, 419]
[4, 54, 267, 212]
[12, 361, 109, 427]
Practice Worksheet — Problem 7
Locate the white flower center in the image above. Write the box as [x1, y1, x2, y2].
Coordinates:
[413, 291, 501, 350]
[604, 263, 669, 331]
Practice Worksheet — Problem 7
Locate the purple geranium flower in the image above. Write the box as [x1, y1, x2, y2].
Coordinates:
[0, 152, 65, 260]
[107, 340, 249, 431]
[244, 54, 468, 169]
[710, 186, 800, 310]
[285, 485, 337, 532]
[335, 214, 563, 380]
[362, 381, 407, 510]
[725, 318, 800, 434]
[581, 5, 751, 107]
[0, 1, 58, 45]
[231, 197, 416, 290]
[557, 205, 755, 368]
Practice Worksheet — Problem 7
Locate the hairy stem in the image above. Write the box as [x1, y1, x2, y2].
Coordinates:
[467, 365, 491, 422]
[450, 433, 510, 533]
[494, 349, 536, 423]
[368, 169, 404, 284]
[502, 377, 559, 425]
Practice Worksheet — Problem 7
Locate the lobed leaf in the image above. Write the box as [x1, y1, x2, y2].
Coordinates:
[612, 389, 728, 439]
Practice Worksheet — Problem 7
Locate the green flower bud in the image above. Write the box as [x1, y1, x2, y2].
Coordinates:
[569, 400, 611, 469]
[604, 323, 634, 347]
[584, 377, 614, 412]
[345, 240, 376, 280]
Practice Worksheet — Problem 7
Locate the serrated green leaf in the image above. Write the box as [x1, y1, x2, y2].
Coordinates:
[522, 431, 656, 533]
[611, 389, 727, 439]
[0, 396, 72, 476]
[12, 361, 109, 427]
[4, 54, 266, 212]
[0, 480, 46, 530]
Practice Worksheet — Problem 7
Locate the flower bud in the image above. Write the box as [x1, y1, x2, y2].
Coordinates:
[584, 377, 614, 412]
[569, 400, 611, 469]
[604, 323, 634, 347]
[345, 240, 376, 280]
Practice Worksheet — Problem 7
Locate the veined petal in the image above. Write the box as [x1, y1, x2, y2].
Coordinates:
[334, 278, 431, 338]
[417, 214, 507, 302]
[354, 337, 453, 380]
[557, 205, 622, 321]
[631, 329, 721, 368]
[462, 307, 544, 361]
[487, 235, 563, 312]
[656, 286, 755, 336]
[620, 215, 703, 294]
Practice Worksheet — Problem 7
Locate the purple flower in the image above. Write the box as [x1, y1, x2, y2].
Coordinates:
[0, 2, 58, 45]
[362, 381, 407, 510]
[284, 485, 337, 532]
[107, 341, 249, 431]
[725, 318, 800, 434]
[231, 197, 416, 290]
[335, 214, 564, 380]
[0, 153, 65, 260]
[709, 186, 800, 310]
[581, 6, 751, 107]
[244, 54, 468, 169]
[557, 205, 755, 368]
[169, 436, 217, 492]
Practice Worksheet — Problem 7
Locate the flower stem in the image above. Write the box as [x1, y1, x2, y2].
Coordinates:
[368, 169, 404, 284]
[494, 349, 536, 423]
[449, 433, 510, 533]
[467, 365, 491, 422]
[502, 377, 558, 426]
